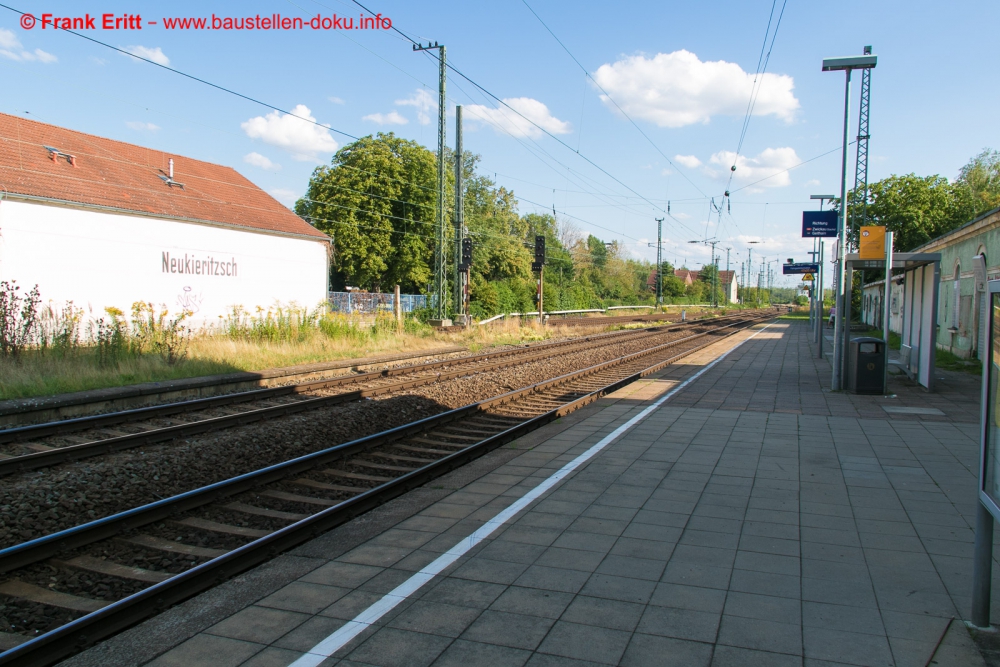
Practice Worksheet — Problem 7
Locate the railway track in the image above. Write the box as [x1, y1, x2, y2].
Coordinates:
[0, 315, 746, 476]
[438, 310, 696, 332]
[0, 312, 773, 666]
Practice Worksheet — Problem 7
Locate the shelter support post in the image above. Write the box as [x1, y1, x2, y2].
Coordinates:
[882, 232, 893, 393]
[842, 266, 854, 382]
[972, 500, 994, 628]
[817, 241, 825, 358]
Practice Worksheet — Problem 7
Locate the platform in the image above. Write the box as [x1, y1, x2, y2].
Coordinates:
[62, 320, 994, 667]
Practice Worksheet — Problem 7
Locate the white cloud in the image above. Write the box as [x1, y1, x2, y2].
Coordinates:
[661, 168, 674, 176]
[126, 121, 159, 131]
[464, 97, 571, 139]
[707, 147, 801, 188]
[592, 50, 799, 128]
[328, 96, 345, 105]
[123, 45, 169, 66]
[270, 188, 299, 208]
[674, 154, 702, 169]
[395, 89, 436, 125]
[362, 111, 409, 126]
[0, 28, 57, 63]
[804, 179, 820, 187]
[243, 152, 280, 170]
[241, 104, 339, 162]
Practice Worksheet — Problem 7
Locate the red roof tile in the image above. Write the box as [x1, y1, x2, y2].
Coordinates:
[0, 112, 327, 241]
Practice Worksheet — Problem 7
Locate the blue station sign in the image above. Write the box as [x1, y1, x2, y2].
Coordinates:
[783, 262, 819, 275]
[802, 210, 838, 237]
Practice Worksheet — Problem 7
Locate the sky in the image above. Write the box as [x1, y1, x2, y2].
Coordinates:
[1, 0, 998, 290]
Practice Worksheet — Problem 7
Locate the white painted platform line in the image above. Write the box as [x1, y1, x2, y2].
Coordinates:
[287, 323, 773, 667]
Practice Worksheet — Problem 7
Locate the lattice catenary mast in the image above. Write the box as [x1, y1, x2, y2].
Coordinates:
[850, 45, 873, 247]
[413, 42, 448, 320]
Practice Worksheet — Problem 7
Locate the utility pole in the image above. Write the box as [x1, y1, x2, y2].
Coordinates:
[757, 260, 764, 307]
[710, 240, 718, 307]
[650, 218, 665, 305]
[656, 218, 664, 305]
[747, 241, 761, 309]
[414, 41, 448, 323]
[725, 247, 731, 305]
[453, 105, 465, 324]
[740, 262, 745, 305]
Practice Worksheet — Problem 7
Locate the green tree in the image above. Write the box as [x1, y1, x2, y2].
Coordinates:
[853, 174, 976, 251]
[957, 148, 1000, 216]
[587, 235, 608, 269]
[662, 274, 686, 298]
[296, 133, 437, 291]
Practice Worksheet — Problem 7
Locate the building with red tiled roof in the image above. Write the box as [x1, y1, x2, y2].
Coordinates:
[674, 269, 698, 286]
[0, 112, 330, 324]
[645, 268, 738, 303]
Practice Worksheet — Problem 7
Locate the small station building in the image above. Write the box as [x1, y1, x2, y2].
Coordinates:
[0, 113, 330, 327]
[862, 206, 1000, 360]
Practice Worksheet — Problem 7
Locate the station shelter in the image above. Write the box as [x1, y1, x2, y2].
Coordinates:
[862, 206, 1000, 363]
[845, 251, 941, 391]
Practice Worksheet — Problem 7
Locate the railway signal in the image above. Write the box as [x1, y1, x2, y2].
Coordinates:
[533, 235, 546, 323]
[532, 235, 546, 273]
[459, 238, 473, 271]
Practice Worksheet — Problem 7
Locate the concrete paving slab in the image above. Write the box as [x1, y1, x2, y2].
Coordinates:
[63, 322, 1000, 667]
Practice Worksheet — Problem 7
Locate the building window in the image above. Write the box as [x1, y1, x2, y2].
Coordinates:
[953, 263, 961, 326]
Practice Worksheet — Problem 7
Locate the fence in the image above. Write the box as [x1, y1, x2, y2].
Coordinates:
[327, 292, 428, 314]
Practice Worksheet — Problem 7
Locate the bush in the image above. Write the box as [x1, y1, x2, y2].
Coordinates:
[0, 280, 41, 359]
[220, 305, 317, 343]
[38, 301, 84, 356]
[90, 303, 191, 367]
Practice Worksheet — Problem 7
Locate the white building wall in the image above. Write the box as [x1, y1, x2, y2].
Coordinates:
[0, 199, 328, 327]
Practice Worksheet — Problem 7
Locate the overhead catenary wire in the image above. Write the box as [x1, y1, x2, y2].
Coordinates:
[348, 0, 668, 215]
[730, 142, 852, 194]
[10, 62, 648, 246]
[0, 3, 359, 143]
[712, 0, 789, 243]
[5, 0, 702, 255]
[518, 0, 710, 200]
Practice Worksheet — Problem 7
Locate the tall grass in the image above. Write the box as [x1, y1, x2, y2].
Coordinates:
[0, 292, 440, 400]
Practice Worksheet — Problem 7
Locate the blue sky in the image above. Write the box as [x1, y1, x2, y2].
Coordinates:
[1, 0, 997, 287]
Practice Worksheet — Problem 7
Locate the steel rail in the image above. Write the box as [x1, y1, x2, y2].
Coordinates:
[0, 318, 758, 573]
[0, 321, 692, 444]
[0, 314, 772, 667]
[0, 318, 738, 476]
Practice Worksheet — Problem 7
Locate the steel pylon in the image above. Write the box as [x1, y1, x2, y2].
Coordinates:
[850, 45, 873, 249]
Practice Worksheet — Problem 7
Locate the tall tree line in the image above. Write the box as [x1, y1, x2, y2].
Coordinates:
[295, 133, 720, 316]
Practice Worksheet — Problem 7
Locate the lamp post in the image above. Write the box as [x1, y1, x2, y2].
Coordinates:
[823, 52, 877, 391]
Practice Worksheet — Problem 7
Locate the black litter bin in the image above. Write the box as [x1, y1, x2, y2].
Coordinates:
[848, 337, 886, 394]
